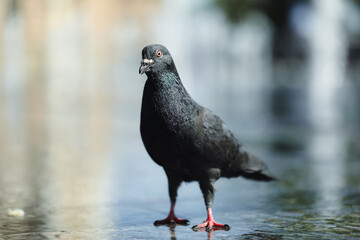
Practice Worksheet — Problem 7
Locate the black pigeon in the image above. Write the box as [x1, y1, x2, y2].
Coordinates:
[139, 44, 274, 231]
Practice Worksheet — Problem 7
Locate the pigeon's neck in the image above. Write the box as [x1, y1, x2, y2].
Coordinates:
[148, 71, 183, 91]
[142, 69, 199, 131]
[146, 70, 195, 107]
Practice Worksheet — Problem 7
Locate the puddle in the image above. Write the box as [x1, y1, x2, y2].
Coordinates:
[0, 119, 359, 240]
[0, 1, 359, 239]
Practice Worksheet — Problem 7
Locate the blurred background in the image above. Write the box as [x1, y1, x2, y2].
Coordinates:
[0, 0, 359, 239]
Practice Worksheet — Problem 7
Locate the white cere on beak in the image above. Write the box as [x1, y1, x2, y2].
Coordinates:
[143, 59, 154, 64]
[8, 208, 25, 218]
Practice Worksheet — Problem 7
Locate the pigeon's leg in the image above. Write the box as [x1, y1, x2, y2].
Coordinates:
[192, 174, 230, 232]
[154, 170, 189, 226]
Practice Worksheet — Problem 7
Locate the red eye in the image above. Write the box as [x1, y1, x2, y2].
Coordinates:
[156, 50, 163, 58]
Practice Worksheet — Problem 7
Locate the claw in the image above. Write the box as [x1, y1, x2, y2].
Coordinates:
[154, 218, 189, 226]
[192, 221, 230, 232]
[192, 208, 230, 232]
[154, 203, 189, 227]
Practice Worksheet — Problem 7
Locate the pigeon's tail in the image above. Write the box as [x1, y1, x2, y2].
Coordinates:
[240, 152, 276, 181]
[223, 151, 276, 181]
[241, 169, 276, 181]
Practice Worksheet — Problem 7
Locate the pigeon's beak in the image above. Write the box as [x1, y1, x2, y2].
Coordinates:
[139, 59, 154, 75]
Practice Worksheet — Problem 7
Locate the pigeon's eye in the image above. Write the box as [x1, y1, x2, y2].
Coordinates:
[156, 50, 163, 58]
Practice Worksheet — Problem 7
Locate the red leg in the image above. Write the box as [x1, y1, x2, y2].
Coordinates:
[154, 203, 189, 226]
[192, 208, 230, 231]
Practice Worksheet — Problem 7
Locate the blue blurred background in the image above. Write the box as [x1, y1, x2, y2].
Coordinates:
[0, 0, 360, 239]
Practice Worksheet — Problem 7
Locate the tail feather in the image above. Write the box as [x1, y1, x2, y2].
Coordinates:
[240, 152, 276, 182]
[222, 150, 277, 181]
[241, 169, 276, 181]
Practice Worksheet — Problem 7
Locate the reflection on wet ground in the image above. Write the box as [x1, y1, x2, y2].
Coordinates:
[0, 1, 359, 238]
[0, 105, 359, 239]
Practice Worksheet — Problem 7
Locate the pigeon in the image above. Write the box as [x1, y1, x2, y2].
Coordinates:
[139, 44, 275, 231]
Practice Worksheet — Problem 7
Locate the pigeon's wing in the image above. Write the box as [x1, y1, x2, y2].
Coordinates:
[192, 107, 274, 180]
[192, 107, 242, 168]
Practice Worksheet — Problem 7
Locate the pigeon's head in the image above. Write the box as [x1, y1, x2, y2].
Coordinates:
[139, 44, 176, 76]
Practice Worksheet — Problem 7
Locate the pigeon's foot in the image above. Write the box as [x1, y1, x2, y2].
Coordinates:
[191, 220, 230, 232]
[154, 203, 189, 227]
[191, 208, 230, 232]
[154, 216, 189, 227]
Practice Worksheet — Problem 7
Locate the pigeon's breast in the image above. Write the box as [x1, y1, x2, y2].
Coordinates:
[140, 79, 199, 168]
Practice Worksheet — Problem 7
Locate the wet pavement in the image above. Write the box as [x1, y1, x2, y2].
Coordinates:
[0, 1, 359, 239]
[0, 110, 359, 239]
